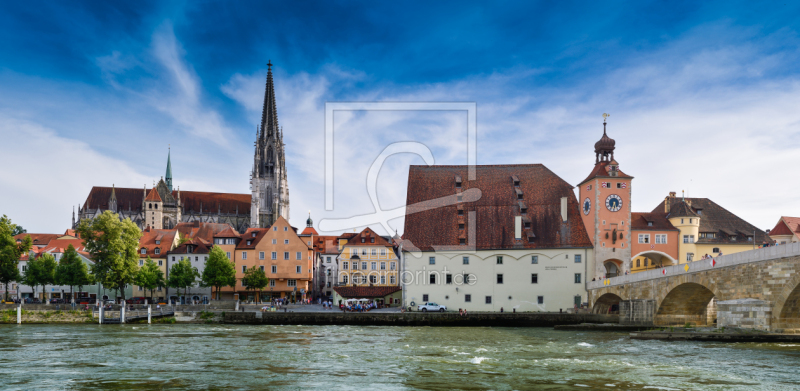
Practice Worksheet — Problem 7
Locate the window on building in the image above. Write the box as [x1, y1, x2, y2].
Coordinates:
[138, 286, 143, 291]
[537, 296, 544, 305]
[139, 260, 144, 266]
[422, 294, 429, 302]
[429, 274, 436, 284]
[655, 234, 667, 244]
[459, 223, 465, 230]
[485, 296, 492, 304]
[351, 262, 358, 270]
[381, 262, 386, 270]
[287, 279, 296, 287]
[226, 252, 231, 259]
[459, 238, 466, 245]
[371, 249, 377, 256]
[644, 259, 648, 266]
[284, 252, 289, 260]
[496, 256, 503, 265]
[390, 276, 396, 284]
[284, 227, 288, 231]
[689, 219, 693, 224]
[259, 252, 265, 260]
[496, 274, 503, 284]
[246, 240, 252, 246]
[271, 252, 277, 260]
[270, 280, 275, 287]
[296, 252, 302, 260]
[227, 238, 236, 245]
[284, 239, 289, 245]
[369, 275, 377, 284]
[158, 260, 163, 266]
[361, 249, 367, 256]
[574, 255, 581, 263]
[465, 294, 471, 302]
[686, 253, 694, 262]
[462, 256, 469, 265]
[713, 247, 720, 253]
[242, 252, 247, 260]
[381, 249, 387, 256]
[326, 256, 331, 263]
[242, 266, 247, 273]
[371, 262, 377, 270]
[342, 275, 348, 284]
[429, 256, 435, 265]
[140, 248, 146, 254]
[531, 274, 538, 284]
[271, 265, 277, 273]
[343, 261, 349, 270]
[574, 273, 581, 283]
[636, 259, 641, 267]
[531, 256, 538, 264]
[380, 276, 386, 284]
[458, 209, 464, 216]
[638, 234, 650, 244]
[390, 262, 396, 270]
[272, 239, 277, 244]
[259, 266, 264, 271]
[296, 266, 301, 274]
[446, 274, 452, 284]
[361, 261, 367, 270]
[273, 226, 277, 231]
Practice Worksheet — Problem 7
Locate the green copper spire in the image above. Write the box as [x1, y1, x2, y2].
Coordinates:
[165, 146, 173, 192]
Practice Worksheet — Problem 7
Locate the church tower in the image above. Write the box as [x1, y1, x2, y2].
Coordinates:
[577, 115, 633, 279]
[251, 61, 290, 228]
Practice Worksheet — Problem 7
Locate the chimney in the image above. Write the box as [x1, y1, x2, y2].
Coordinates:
[560, 197, 568, 222]
[665, 192, 676, 213]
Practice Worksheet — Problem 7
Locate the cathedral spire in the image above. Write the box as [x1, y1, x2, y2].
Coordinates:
[260, 60, 279, 139]
[165, 146, 173, 192]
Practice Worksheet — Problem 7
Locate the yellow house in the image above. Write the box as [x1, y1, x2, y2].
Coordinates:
[338, 227, 399, 287]
[654, 194, 769, 263]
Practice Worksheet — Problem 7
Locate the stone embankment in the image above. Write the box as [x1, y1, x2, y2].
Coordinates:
[630, 330, 800, 342]
[222, 312, 618, 327]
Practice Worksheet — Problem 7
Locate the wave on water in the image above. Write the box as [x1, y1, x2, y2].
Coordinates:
[577, 342, 594, 347]
[475, 348, 487, 352]
[470, 357, 488, 364]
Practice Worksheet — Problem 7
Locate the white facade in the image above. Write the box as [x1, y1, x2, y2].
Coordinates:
[403, 248, 593, 312]
[165, 251, 211, 302]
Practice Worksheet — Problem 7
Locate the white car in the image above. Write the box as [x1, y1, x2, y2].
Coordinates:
[418, 302, 447, 312]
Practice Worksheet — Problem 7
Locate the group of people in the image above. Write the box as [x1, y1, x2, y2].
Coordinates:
[342, 301, 377, 312]
[700, 253, 721, 260]
[320, 300, 334, 309]
[458, 308, 469, 317]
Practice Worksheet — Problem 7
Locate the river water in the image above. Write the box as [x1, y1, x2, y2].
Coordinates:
[1, 324, 799, 390]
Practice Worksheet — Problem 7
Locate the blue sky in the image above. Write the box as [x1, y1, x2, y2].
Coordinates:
[2, 1, 800, 234]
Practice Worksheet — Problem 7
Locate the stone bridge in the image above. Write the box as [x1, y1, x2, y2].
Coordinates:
[587, 242, 800, 332]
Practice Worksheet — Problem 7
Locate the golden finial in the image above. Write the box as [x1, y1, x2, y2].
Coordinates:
[602, 113, 610, 124]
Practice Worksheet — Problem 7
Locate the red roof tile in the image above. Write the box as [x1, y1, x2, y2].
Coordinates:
[314, 235, 341, 254]
[81, 186, 251, 215]
[403, 164, 593, 251]
[631, 212, 678, 231]
[144, 187, 162, 202]
[175, 222, 240, 243]
[333, 286, 401, 298]
[14, 233, 60, 247]
[652, 197, 769, 244]
[578, 161, 633, 185]
[301, 227, 318, 235]
[345, 227, 393, 247]
[138, 228, 177, 257]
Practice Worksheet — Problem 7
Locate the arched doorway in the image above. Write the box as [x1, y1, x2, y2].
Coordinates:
[604, 259, 622, 277]
[655, 282, 716, 326]
[593, 293, 622, 314]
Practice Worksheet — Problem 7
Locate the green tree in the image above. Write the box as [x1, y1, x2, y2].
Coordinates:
[55, 245, 93, 303]
[76, 210, 141, 302]
[201, 246, 236, 301]
[242, 266, 269, 303]
[167, 259, 200, 304]
[11, 225, 26, 236]
[23, 253, 57, 302]
[134, 257, 165, 302]
[0, 215, 31, 301]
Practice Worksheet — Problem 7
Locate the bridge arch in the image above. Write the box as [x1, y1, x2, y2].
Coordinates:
[773, 273, 800, 331]
[655, 282, 718, 326]
[593, 292, 624, 314]
[632, 250, 678, 268]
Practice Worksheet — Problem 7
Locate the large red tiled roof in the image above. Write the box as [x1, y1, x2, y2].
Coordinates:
[301, 227, 318, 235]
[169, 240, 212, 255]
[333, 286, 401, 298]
[578, 161, 633, 185]
[82, 186, 251, 215]
[175, 221, 240, 243]
[314, 235, 341, 254]
[403, 164, 593, 251]
[236, 227, 269, 249]
[631, 212, 678, 231]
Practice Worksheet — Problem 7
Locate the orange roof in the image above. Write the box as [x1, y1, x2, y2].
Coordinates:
[770, 217, 800, 240]
[14, 233, 60, 247]
[138, 228, 177, 257]
[175, 221, 240, 242]
[314, 235, 342, 254]
[144, 187, 162, 202]
[345, 227, 393, 247]
[301, 227, 318, 235]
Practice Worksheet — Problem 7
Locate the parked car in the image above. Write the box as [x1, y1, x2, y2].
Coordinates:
[77, 298, 96, 305]
[50, 298, 64, 304]
[126, 297, 147, 305]
[417, 302, 447, 312]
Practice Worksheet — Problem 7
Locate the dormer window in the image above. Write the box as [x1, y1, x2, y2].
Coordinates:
[155, 240, 160, 245]
[647, 222, 653, 227]
[457, 210, 464, 216]
[370, 238, 375, 243]
[361, 238, 365, 243]
[524, 222, 531, 229]
[155, 248, 160, 255]
[455, 175, 462, 188]
[512, 175, 520, 187]
[457, 194, 462, 202]
[459, 238, 466, 245]
[459, 224, 464, 230]
[515, 188, 523, 200]
[247, 240, 252, 245]
[140, 248, 146, 254]
[527, 232, 536, 242]
[251, 233, 256, 238]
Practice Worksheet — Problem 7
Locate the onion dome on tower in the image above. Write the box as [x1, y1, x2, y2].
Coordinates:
[594, 115, 616, 163]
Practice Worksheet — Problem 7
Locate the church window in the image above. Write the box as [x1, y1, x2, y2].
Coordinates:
[149, 203, 152, 209]
[154, 204, 158, 209]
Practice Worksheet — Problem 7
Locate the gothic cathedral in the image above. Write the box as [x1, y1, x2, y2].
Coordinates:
[250, 61, 290, 228]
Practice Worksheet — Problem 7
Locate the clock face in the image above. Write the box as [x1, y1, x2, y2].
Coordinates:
[605, 194, 622, 212]
[583, 198, 591, 215]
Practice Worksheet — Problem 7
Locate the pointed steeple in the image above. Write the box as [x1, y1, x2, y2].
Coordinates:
[260, 60, 279, 139]
[109, 184, 118, 212]
[165, 146, 173, 192]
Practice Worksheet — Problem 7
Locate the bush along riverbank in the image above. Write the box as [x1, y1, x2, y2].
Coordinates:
[0, 309, 95, 324]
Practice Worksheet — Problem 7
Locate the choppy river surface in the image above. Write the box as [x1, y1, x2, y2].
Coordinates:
[2, 324, 800, 390]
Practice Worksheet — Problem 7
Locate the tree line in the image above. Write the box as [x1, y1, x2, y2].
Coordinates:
[0, 211, 272, 303]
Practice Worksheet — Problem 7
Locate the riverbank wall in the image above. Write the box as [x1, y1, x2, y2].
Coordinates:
[222, 312, 618, 327]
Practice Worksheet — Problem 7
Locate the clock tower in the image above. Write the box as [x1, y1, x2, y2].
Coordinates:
[578, 115, 633, 279]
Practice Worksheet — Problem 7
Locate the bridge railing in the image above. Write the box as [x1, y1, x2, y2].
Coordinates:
[588, 241, 800, 289]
